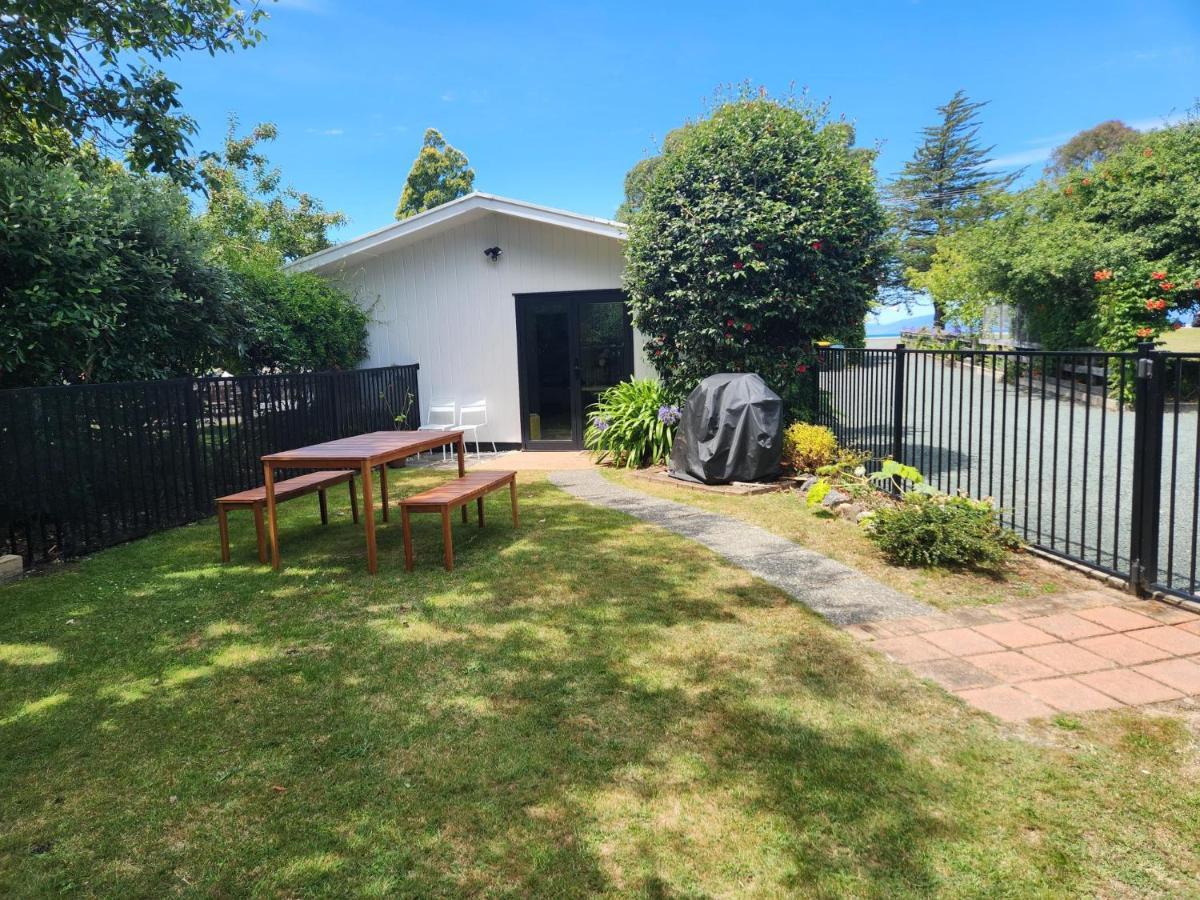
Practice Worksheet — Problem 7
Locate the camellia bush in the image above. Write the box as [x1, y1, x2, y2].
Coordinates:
[623, 89, 888, 421]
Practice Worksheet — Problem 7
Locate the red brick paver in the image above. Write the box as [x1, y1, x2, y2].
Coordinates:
[1025, 613, 1112, 641]
[848, 588, 1200, 722]
[922, 627, 1005, 657]
[1019, 677, 1123, 713]
[955, 685, 1056, 723]
[1077, 669, 1183, 705]
[1126, 626, 1200, 656]
[1022, 642, 1114, 675]
[972, 621, 1056, 649]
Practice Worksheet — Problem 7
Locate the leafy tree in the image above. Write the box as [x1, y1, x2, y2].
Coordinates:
[888, 90, 1018, 327]
[624, 90, 887, 420]
[1046, 120, 1138, 176]
[395, 128, 475, 219]
[917, 121, 1200, 354]
[614, 125, 691, 221]
[199, 118, 347, 264]
[0, 153, 238, 387]
[0, 0, 265, 183]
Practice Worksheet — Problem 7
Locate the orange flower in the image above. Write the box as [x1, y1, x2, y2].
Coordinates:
[1143, 148, 1153, 158]
[1160, 281, 1175, 291]
[1151, 271, 1167, 280]
[1136, 327, 1154, 337]
[1157, 299, 1169, 311]
[1146, 299, 1159, 311]
[1082, 177, 1092, 186]
[1064, 186, 1074, 196]
[1093, 269, 1113, 282]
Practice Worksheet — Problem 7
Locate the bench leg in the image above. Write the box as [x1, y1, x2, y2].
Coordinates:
[349, 477, 359, 524]
[477, 496, 485, 528]
[441, 507, 454, 571]
[253, 504, 267, 564]
[402, 506, 414, 571]
[217, 505, 231, 563]
[379, 464, 389, 522]
[510, 478, 519, 527]
[319, 488, 329, 525]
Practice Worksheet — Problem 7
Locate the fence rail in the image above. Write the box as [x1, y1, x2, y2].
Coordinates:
[816, 343, 1200, 603]
[0, 365, 420, 565]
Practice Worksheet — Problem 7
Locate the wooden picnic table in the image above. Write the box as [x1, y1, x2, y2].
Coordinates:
[261, 430, 466, 574]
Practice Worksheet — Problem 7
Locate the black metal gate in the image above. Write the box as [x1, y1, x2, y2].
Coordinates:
[816, 343, 1199, 602]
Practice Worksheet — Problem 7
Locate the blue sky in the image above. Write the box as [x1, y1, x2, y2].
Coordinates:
[168, 0, 1197, 323]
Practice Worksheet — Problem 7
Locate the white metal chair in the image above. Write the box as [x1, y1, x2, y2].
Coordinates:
[419, 398, 457, 460]
[458, 399, 495, 459]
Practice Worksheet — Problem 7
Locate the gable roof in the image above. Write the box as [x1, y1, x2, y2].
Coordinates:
[286, 192, 627, 275]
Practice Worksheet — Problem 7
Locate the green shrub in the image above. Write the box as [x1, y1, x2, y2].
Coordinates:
[863, 493, 1020, 569]
[782, 423, 838, 473]
[623, 87, 888, 421]
[585, 378, 678, 468]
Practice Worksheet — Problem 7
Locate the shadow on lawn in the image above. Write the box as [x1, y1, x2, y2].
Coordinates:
[0, 475, 951, 896]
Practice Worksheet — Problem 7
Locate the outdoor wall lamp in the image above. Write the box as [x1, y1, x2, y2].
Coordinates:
[484, 246, 502, 262]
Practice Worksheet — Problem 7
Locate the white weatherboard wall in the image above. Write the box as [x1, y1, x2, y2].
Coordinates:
[328, 211, 652, 444]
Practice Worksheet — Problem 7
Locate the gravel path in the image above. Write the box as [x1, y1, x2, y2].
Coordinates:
[549, 469, 933, 625]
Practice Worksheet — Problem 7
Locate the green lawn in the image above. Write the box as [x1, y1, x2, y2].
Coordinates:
[2, 470, 1199, 896]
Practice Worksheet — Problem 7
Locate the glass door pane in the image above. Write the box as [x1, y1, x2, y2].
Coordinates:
[578, 300, 631, 419]
[525, 302, 574, 442]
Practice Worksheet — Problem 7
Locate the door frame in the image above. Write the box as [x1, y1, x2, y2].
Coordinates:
[514, 289, 633, 451]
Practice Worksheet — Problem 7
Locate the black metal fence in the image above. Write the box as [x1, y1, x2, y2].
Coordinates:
[817, 344, 1200, 603]
[0, 365, 421, 565]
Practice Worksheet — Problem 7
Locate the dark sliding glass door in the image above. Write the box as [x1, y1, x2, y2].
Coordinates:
[516, 290, 634, 450]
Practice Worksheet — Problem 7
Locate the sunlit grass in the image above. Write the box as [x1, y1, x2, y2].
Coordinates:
[0, 470, 1197, 896]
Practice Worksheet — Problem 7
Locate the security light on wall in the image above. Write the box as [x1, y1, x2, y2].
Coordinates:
[484, 246, 502, 262]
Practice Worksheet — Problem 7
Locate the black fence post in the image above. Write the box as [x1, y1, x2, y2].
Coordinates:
[891, 343, 906, 464]
[1128, 342, 1166, 595]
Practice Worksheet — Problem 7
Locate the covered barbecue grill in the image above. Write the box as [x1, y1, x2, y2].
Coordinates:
[668, 373, 783, 485]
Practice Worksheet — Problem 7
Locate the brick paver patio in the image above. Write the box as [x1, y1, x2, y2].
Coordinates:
[846, 589, 1200, 722]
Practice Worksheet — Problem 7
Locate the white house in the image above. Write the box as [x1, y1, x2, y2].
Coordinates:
[287, 193, 653, 450]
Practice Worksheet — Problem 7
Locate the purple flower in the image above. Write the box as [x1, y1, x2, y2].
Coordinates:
[592, 416, 610, 432]
[657, 404, 681, 426]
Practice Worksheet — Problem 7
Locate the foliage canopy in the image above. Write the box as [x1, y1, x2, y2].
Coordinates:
[623, 90, 887, 420]
[0, 0, 264, 183]
[395, 129, 475, 219]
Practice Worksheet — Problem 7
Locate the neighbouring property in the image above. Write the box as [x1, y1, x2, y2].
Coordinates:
[287, 193, 655, 450]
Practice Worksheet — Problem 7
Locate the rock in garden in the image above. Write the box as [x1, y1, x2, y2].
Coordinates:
[820, 488, 850, 507]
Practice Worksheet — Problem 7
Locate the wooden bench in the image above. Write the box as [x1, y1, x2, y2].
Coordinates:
[217, 470, 358, 564]
[400, 471, 518, 571]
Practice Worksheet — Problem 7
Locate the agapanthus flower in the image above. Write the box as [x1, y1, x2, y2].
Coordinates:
[592, 416, 610, 432]
[657, 405, 681, 426]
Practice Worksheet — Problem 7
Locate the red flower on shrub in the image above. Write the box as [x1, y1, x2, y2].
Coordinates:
[1082, 177, 1092, 186]
[795, 363, 809, 374]
[1094, 269, 1113, 281]
[1137, 327, 1154, 337]
[1160, 281, 1175, 291]
[726, 318, 735, 327]
[1064, 186, 1074, 196]
[1157, 299, 1169, 311]
[810, 240, 823, 251]
[1151, 271, 1167, 280]
[743, 323, 753, 332]
[732, 261, 744, 270]
[1144, 148, 1153, 158]
[1146, 299, 1159, 311]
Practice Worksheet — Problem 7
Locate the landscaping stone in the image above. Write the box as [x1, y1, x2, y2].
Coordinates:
[549, 470, 933, 625]
[0, 554, 22, 583]
[820, 488, 850, 508]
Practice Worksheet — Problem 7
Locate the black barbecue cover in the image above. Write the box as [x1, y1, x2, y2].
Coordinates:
[669, 373, 783, 484]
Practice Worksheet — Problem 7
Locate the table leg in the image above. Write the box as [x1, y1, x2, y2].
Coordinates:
[441, 507, 454, 571]
[217, 505, 230, 563]
[361, 461, 377, 575]
[402, 506, 414, 571]
[477, 496, 485, 528]
[379, 464, 390, 522]
[264, 463, 280, 571]
[456, 436, 468, 522]
[510, 478, 519, 527]
[319, 488, 329, 525]
[349, 477, 359, 523]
